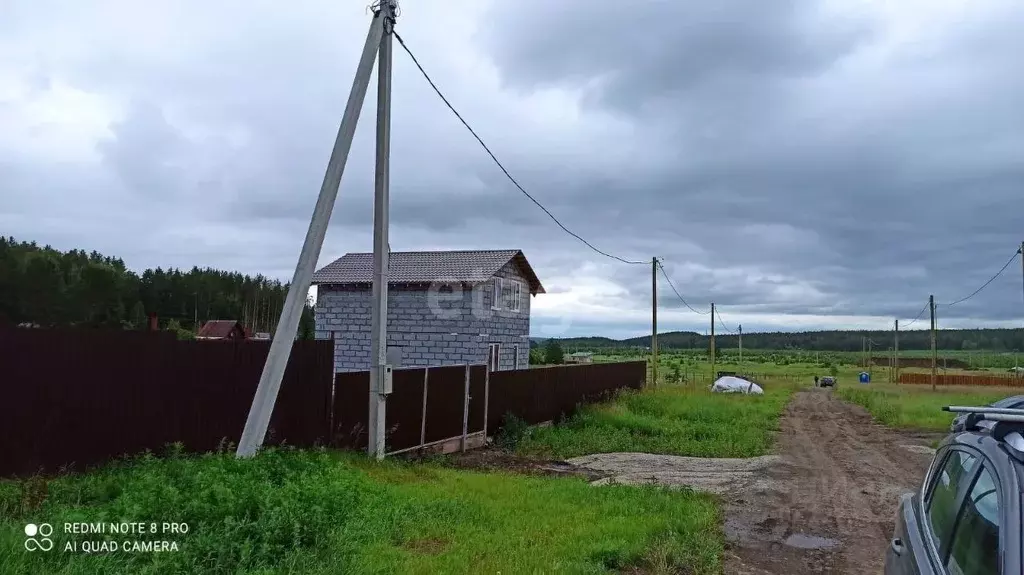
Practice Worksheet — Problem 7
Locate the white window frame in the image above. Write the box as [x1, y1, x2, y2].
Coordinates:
[491, 278, 503, 310]
[488, 343, 501, 371]
[513, 344, 520, 370]
[508, 280, 522, 313]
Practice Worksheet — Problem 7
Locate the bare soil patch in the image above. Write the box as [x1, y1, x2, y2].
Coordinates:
[722, 389, 941, 574]
[435, 389, 943, 574]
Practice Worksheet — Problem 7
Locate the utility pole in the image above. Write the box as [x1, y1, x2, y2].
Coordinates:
[710, 303, 716, 380]
[738, 324, 743, 366]
[651, 257, 658, 387]
[868, 338, 874, 379]
[236, 5, 389, 458]
[930, 294, 937, 391]
[861, 336, 866, 369]
[367, 0, 396, 459]
[894, 319, 899, 384]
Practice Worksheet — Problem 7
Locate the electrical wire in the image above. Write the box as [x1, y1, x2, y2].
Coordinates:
[714, 307, 735, 334]
[656, 261, 711, 315]
[392, 31, 645, 265]
[939, 250, 1021, 307]
[901, 300, 930, 329]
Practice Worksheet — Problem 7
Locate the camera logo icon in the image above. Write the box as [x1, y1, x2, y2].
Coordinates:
[24, 523, 53, 552]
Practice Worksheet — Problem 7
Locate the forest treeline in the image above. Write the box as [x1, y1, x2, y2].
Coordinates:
[549, 326, 1024, 352]
[0, 237, 314, 338]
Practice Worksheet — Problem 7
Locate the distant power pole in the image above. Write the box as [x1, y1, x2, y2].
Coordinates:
[861, 336, 866, 369]
[651, 257, 658, 388]
[894, 319, 900, 384]
[738, 324, 743, 366]
[236, 4, 394, 459]
[710, 303, 716, 380]
[930, 294, 937, 391]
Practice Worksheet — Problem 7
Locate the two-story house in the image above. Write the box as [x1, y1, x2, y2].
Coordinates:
[312, 249, 544, 372]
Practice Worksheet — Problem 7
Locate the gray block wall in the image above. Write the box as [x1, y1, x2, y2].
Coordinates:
[315, 260, 532, 372]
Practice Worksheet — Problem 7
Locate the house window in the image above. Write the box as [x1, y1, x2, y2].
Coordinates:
[513, 344, 520, 370]
[488, 343, 500, 371]
[508, 280, 522, 312]
[491, 278, 503, 310]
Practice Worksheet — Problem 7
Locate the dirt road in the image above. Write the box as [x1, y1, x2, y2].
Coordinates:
[444, 388, 940, 574]
[723, 389, 938, 575]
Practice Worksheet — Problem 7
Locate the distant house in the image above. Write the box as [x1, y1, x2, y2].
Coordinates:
[565, 352, 593, 365]
[312, 249, 545, 372]
[196, 320, 247, 341]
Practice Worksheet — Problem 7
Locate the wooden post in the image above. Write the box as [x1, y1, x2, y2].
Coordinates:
[419, 367, 429, 450]
[894, 319, 899, 384]
[460, 364, 471, 452]
[930, 294, 937, 391]
[482, 365, 491, 437]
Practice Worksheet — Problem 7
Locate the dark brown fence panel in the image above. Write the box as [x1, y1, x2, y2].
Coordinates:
[0, 328, 333, 477]
[331, 365, 488, 453]
[423, 365, 473, 444]
[487, 361, 645, 435]
[332, 370, 370, 450]
[899, 372, 1024, 387]
[386, 368, 428, 452]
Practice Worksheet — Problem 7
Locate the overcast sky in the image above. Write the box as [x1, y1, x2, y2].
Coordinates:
[3, 0, 1023, 339]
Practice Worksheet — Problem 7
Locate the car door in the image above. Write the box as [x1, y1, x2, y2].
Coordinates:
[887, 447, 981, 574]
[943, 463, 1001, 575]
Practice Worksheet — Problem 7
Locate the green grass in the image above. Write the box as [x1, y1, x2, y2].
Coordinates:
[835, 384, 1013, 431]
[0, 448, 721, 575]
[512, 381, 798, 459]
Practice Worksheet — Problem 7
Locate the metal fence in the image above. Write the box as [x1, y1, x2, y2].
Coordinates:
[899, 372, 1024, 387]
[0, 327, 334, 477]
[1, 326, 647, 475]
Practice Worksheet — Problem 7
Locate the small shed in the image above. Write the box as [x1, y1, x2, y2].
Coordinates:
[196, 320, 247, 341]
[565, 352, 594, 364]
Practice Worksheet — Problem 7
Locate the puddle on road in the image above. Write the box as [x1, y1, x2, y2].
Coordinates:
[783, 533, 840, 550]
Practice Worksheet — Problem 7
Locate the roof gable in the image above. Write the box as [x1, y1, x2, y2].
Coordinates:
[197, 320, 245, 339]
[312, 249, 545, 294]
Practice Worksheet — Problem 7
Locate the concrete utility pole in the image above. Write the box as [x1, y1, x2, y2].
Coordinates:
[738, 324, 743, 366]
[236, 5, 391, 459]
[710, 303, 716, 380]
[894, 319, 899, 384]
[651, 257, 658, 387]
[930, 294, 937, 392]
[368, 0, 397, 459]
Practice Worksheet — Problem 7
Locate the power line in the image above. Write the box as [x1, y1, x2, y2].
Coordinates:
[392, 31, 645, 265]
[901, 300, 930, 328]
[656, 262, 711, 315]
[940, 249, 1021, 307]
[714, 307, 736, 334]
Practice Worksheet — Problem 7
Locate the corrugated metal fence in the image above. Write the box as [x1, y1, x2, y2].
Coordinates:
[0, 327, 333, 477]
[1, 327, 646, 476]
[899, 372, 1024, 387]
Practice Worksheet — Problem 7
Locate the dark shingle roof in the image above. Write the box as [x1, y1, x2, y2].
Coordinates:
[197, 320, 245, 339]
[312, 249, 544, 294]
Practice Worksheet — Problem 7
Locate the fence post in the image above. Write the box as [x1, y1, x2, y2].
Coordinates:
[482, 364, 490, 437]
[419, 367, 429, 451]
[461, 364, 471, 452]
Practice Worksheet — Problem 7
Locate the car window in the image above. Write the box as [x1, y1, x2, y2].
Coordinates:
[946, 467, 999, 575]
[927, 450, 978, 552]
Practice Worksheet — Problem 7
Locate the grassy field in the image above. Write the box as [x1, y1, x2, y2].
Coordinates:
[0, 449, 721, 575]
[835, 384, 1014, 431]
[510, 380, 799, 459]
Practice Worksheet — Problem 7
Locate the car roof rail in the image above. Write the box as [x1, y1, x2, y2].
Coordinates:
[944, 406, 1024, 463]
